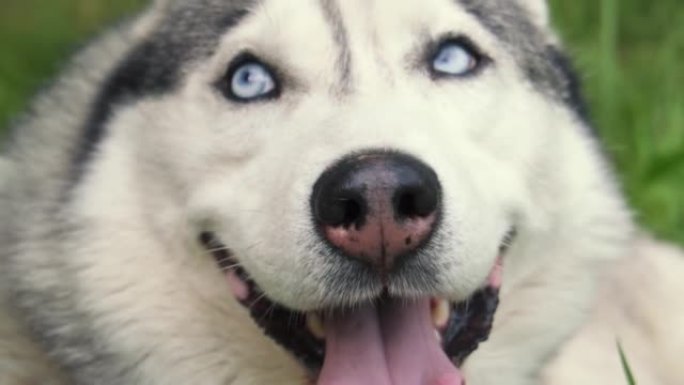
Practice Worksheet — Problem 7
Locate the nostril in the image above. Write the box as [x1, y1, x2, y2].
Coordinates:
[394, 186, 439, 219]
[315, 193, 366, 228]
[340, 198, 364, 226]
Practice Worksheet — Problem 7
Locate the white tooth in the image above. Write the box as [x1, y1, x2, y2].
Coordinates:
[435, 329, 442, 343]
[306, 313, 326, 340]
[432, 299, 450, 329]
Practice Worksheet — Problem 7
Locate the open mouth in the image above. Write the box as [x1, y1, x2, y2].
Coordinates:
[200, 230, 514, 385]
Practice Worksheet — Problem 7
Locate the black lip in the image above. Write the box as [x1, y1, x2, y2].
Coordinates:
[199, 231, 511, 373]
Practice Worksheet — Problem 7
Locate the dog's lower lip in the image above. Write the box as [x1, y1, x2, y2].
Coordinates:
[199, 231, 507, 372]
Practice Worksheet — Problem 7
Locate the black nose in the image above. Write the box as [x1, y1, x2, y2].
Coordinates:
[311, 151, 441, 271]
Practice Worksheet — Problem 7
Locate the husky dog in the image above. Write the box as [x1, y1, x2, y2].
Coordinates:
[1, 0, 683, 384]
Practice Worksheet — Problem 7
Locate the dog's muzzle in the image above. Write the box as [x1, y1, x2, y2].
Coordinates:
[201, 150, 511, 385]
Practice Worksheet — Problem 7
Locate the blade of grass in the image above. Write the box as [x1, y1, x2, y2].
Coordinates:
[617, 341, 637, 385]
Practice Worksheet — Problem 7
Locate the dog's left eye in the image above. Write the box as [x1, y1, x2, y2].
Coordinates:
[431, 40, 482, 77]
[223, 58, 278, 102]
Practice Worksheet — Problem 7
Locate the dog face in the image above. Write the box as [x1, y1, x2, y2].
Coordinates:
[16, 0, 627, 383]
[106, 0, 575, 311]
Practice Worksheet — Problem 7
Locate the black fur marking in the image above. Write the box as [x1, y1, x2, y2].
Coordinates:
[545, 46, 594, 129]
[319, 0, 353, 93]
[72, 41, 176, 178]
[70, 4, 252, 182]
[457, 0, 593, 125]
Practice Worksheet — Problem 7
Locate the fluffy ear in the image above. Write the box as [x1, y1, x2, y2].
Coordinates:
[130, 0, 172, 37]
[150, 0, 174, 11]
[518, 0, 551, 28]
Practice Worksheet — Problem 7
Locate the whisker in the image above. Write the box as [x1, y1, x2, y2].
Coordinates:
[247, 292, 267, 310]
[205, 246, 232, 253]
[257, 302, 278, 326]
[219, 262, 243, 271]
[244, 242, 263, 252]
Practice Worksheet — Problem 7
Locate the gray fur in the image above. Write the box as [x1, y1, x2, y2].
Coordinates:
[73, 0, 256, 181]
[458, 0, 586, 120]
[1, 19, 145, 384]
[1, 2, 254, 382]
[319, 0, 353, 93]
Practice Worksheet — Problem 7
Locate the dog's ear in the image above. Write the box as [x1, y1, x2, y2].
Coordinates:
[517, 0, 551, 28]
[152, 0, 172, 10]
[131, 0, 172, 37]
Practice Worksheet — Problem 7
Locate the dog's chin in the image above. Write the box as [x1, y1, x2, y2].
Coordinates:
[199, 231, 514, 384]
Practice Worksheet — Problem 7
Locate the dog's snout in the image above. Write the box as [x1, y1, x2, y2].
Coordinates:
[311, 151, 441, 271]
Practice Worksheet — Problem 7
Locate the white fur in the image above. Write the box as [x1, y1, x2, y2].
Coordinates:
[543, 237, 684, 385]
[0, 0, 681, 384]
[517, 0, 551, 28]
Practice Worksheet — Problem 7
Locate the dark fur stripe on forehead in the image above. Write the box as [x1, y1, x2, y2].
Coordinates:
[71, 0, 255, 181]
[458, 0, 590, 125]
[319, 0, 353, 93]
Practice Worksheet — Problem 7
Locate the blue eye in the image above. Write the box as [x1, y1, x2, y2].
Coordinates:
[432, 40, 482, 77]
[225, 59, 278, 102]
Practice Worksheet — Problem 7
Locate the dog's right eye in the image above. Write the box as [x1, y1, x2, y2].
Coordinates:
[221, 56, 279, 102]
[429, 37, 487, 79]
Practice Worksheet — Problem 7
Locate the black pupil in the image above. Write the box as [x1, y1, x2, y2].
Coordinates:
[240, 67, 254, 84]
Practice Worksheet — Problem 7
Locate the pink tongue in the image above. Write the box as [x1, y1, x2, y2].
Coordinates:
[318, 299, 464, 385]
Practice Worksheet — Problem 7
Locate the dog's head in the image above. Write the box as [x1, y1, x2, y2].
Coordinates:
[26, 0, 630, 383]
[129, 0, 573, 303]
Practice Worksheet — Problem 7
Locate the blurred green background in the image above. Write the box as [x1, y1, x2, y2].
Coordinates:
[0, 0, 682, 245]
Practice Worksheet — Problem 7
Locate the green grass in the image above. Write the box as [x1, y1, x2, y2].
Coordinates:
[618, 342, 637, 385]
[551, 0, 684, 245]
[0, 1, 142, 128]
[0, 0, 682, 245]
